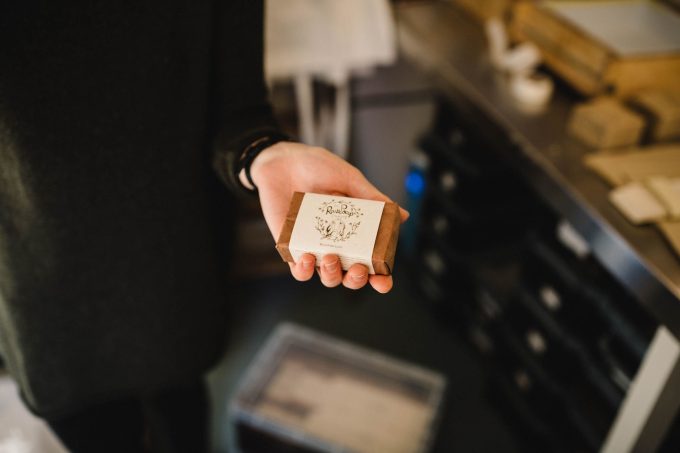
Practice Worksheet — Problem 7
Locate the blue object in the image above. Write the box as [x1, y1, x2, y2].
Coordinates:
[401, 151, 429, 256]
[405, 170, 426, 196]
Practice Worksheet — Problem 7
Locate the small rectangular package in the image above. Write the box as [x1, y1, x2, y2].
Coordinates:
[568, 97, 645, 149]
[276, 192, 401, 275]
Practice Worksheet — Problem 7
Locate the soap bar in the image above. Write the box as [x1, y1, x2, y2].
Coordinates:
[568, 97, 645, 149]
[647, 177, 680, 219]
[609, 182, 667, 225]
[275, 192, 401, 275]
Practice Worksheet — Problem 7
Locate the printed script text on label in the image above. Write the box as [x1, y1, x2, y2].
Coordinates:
[288, 193, 385, 274]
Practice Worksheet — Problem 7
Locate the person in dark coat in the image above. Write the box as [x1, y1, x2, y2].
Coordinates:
[0, 1, 404, 451]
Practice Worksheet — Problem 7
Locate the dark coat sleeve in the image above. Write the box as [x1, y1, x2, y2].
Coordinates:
[210, 0, 282, 193]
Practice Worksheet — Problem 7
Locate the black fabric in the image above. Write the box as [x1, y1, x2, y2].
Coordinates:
[212, 126, 283, 195]
[0, 0, 277, 417]
[48, 399, 148, 453]
[47, 379, 208, 453]
[239, 131, 291, 192]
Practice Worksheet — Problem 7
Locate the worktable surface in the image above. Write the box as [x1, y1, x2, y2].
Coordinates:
[396, 1, 680, 337]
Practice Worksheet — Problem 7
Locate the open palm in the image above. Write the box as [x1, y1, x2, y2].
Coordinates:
[249, 142, 408, 293]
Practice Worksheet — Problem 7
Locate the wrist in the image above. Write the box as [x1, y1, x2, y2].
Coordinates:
[235, 132, 290, 193]
[245, 141, 289, 189]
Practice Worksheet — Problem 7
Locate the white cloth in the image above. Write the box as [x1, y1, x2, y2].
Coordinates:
[265, 0, 396, 84]
[265, 0, 396, 156]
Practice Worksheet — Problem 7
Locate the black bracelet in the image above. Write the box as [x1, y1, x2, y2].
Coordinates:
[236, 132, 290, 193]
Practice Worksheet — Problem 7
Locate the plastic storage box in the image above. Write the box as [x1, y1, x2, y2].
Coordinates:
[231, 323, 446, 453]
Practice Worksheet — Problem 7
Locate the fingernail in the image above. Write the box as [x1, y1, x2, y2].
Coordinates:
[324, 260, 338, 273]
[302, 258, 314, 270]
[351, 273, 367, 282]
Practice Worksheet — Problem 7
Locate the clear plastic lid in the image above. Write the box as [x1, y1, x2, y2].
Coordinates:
[231, 323, 446, 453]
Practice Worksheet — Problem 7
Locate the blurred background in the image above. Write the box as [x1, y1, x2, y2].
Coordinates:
[2, 0, 680, 452]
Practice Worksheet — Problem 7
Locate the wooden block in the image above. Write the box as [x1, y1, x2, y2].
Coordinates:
[629, 91, 680, 142]
[609, 182, 668, 225]
[605, 58, 680, 100]
[568, 97, 645, 149]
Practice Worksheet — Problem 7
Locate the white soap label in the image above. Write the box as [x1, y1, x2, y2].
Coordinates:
[289, 193, 385, 274]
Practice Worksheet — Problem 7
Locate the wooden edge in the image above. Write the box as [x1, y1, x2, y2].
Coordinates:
[274, 192, 304, 263]
[372, 201, 402, 276]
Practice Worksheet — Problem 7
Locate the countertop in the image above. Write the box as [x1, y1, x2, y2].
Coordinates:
[396, 1, 680, 337]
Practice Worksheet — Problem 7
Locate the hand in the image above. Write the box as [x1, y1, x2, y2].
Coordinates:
[245, 141, 409, 293]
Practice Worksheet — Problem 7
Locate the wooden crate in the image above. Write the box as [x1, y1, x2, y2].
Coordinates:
[511, 1, 680, 97]
[453, 0, 515, 21]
